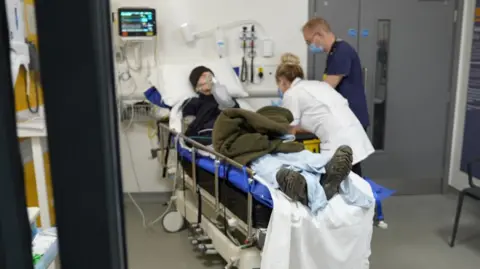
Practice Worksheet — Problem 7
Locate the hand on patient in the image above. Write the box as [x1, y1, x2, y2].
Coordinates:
[289, 125, 310, 135]
[289, 126, 297, 135]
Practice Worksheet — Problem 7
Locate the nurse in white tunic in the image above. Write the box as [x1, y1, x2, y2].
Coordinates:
[277, 53, 374, 166]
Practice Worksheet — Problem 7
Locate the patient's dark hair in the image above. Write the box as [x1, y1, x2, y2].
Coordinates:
[275, 53, 304, 83]
[189, 66, 214, 88]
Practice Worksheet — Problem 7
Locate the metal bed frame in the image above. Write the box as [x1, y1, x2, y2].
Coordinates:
[156, 122, 262, 269]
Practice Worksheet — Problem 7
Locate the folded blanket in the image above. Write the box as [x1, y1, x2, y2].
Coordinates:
[212, 106, 304, 165]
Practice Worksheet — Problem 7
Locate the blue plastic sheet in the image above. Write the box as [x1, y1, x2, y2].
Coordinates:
[144, 87, 171, 109]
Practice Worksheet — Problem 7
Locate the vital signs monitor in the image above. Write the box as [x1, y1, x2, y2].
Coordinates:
[118, 7, 157, 39]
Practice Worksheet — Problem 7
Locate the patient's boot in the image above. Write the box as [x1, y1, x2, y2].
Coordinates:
[321, 145, 353, 200]
[276, 168, 308, 206]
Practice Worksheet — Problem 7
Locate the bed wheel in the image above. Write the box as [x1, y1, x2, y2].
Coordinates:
[162, 211, 185, 233]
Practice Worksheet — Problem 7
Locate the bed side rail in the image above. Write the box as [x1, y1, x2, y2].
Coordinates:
[157, 122, 255, 176]
[156, 121, 256, 242]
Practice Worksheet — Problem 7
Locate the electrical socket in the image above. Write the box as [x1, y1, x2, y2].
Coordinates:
[239, 64, 277, 88]
[254, 64, 276, 84]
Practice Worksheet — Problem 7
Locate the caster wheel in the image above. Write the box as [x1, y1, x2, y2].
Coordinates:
[162, 211, 185, 233]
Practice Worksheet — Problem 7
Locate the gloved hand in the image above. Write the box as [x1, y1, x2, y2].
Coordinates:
[271, 99, 282, 107]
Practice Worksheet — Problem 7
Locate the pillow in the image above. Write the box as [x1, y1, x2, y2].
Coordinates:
[154, 58, 249, 107]
[211, 58, 249, 98]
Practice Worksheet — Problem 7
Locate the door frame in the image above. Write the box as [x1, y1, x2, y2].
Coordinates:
[307, 0, 317, 80]
[307, 0, 461, 194]
[443, 0, 466, 193]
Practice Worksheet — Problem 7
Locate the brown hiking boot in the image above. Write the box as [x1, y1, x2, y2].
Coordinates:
[322, 145, 353, 200]
[276, 167, 309, 206]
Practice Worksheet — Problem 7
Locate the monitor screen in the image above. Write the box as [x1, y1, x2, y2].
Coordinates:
[118, 8, 156, 37]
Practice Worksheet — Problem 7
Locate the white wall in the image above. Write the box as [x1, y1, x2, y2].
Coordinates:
[112, 0, 309, 192]
[448, 0, 479, 190]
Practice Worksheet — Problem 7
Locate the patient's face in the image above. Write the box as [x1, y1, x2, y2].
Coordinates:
[196, 72, 213, 95]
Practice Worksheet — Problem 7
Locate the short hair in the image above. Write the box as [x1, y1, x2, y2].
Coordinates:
[302, 18, 331, 33]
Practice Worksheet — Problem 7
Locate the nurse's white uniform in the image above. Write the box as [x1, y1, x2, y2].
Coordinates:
[261, 78, 375, 269]
[282, 78, 374, 164]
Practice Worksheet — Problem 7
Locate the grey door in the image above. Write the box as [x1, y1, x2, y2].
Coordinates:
[310, 0, 456, 194]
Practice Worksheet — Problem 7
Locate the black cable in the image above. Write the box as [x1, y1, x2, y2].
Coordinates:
[249, 25, 255, 83]
[26, 42, 41, 114]
[25, 73, 40, 114]
[249, 56, 254, 83]
[240, 55, 248, 82]
[240, 27, 248, 83]
[196, 159, 202, 225]
[162, 132, 173, 177]
[180, 150, 190, 236]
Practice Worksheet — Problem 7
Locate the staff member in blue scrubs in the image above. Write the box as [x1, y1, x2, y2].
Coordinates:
[302, 18, 370, 177]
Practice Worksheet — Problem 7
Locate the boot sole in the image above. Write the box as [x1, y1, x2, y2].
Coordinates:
[276, 167, 308, 206]
[323, 145, 353, 199]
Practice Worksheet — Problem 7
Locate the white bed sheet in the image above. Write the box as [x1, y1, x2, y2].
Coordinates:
[261, 173, 374, 269]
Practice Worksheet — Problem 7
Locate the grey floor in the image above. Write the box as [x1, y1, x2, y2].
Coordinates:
[125, 194, 480, 269]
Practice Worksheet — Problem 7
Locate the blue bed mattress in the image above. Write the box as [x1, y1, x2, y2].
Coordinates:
[177, 145, 395, 209]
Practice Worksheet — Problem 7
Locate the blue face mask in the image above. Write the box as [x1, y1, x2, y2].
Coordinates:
[309, 44, 324, 53]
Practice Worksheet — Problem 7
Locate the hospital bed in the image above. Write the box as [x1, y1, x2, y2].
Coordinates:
[154, 99, 393, 269]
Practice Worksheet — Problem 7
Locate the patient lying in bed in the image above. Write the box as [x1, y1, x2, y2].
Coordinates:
[181, 66, 239, 145]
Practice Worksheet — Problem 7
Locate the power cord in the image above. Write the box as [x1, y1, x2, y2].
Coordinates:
[123, 126, 148, 229]
[125, 41, 143, 72]
[118, 70, 138, 97]
[148, 134, 180, 227]
[26, 42, 41, 114]
[24, 71, 40, 114]
[116, 34, 173, 230]
[123, 108, 180, 229]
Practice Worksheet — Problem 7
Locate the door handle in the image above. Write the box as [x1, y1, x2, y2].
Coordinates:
[362, 67, 368, 90]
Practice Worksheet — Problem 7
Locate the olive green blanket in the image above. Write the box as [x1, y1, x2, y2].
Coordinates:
[212, 106, 305, 165]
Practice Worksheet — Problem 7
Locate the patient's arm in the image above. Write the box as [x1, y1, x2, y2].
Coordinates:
[295, 127, 310, 134]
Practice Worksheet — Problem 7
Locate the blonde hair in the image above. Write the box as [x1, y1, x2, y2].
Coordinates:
[276, 53, 304, 83]
[302, 17, 331, 33]
[280, 53, 301, 66]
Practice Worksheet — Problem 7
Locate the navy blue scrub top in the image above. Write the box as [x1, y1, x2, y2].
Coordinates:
[324, 40, 370, 128]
